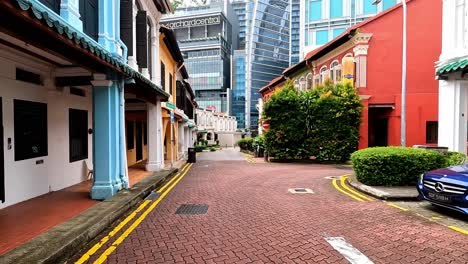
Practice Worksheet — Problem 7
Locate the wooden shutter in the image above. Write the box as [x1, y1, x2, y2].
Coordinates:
[39, 0, 60, 14]
[80, 0, 99, 41]
[136, 11, 148, 68]
[120, 0, 134, 56]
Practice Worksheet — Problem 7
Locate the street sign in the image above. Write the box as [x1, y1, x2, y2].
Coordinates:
[262, 120, 269, 130]
[166, 102, 176, 109]
[170, 111, 174, 124]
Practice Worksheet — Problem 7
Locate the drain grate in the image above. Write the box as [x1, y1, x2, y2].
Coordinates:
[289, 188, 314, 194]
[334, 166, 353, 170]
[176, 204, 209, 215]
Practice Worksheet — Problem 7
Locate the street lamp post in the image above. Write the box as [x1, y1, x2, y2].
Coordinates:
[373, 0, 407, 146]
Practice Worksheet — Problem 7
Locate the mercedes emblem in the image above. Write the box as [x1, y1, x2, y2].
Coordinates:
[434, 182, 445, 193]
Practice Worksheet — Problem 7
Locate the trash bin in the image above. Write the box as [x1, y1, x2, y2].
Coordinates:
[188, 147, 196, 163]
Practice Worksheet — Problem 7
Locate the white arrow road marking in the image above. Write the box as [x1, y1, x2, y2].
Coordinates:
[324, 237, 374, 264]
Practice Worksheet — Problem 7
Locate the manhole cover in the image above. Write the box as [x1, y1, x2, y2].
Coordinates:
[288, 188, 314, 194]
[325, 176, 341, 180]
[176, 204, 209, 215]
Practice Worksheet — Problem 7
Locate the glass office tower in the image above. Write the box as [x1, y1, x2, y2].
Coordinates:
[161, 0, 238, 113]
[290, 0, 301, 65]
[232, 0, 291, 133]
[298, 0, 397, 58]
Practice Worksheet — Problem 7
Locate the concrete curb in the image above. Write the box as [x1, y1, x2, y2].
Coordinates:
[1, 168, 181, 264]
[347, 174, 419, 201]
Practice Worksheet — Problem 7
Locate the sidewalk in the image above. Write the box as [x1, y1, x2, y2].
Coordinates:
[0, 160, 184, 261]
[347, 174, 419, 200]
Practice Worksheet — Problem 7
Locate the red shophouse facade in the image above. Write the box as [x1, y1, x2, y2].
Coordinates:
[262, 0, 441, 149]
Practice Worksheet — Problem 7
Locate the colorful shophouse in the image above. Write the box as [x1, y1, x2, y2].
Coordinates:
[0, 0, 172, 208]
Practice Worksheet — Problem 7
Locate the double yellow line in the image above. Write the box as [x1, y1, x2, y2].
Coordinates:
[332, 175, 374, 202]
[76, 163, 193, 264]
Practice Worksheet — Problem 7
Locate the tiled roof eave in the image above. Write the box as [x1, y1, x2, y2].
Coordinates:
[13, 0, 169, 99]
[436, 58, 468, 76]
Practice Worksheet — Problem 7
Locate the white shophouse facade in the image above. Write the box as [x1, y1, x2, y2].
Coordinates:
[196, 108, 240, 147]
[437, 0, 468, 154]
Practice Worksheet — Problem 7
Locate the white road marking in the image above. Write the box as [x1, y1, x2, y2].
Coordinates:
[324, 237, 374, 264]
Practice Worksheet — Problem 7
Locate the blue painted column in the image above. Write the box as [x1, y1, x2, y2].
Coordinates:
[60, 0, 83, 31]
[91, 74, 124, 200]
[98, 0, 119, 54]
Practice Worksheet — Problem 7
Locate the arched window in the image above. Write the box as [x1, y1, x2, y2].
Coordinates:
[306, 74, 313, 90]
[294, 79, 300, 90]
[330, 60, 342, 84]
[342, 54, 355, 86]
[299, 77, 306, 91]
[320, 66, 328, 84]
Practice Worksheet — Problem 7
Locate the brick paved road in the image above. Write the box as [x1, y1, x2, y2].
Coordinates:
[76, 149, 468, 264]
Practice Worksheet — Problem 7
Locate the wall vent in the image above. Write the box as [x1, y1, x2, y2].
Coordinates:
[70, 87, 86, 97]
[16, 68, 42, 85]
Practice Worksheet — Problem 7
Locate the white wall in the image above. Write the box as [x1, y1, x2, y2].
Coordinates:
[438, 78, 468, 154]
[0, 46, 93, 209]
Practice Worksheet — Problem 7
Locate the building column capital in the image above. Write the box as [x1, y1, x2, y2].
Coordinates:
[353, 45, 370, 57]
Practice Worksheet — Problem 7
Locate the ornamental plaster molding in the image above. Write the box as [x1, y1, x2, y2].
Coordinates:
[313, 33, 373, 67]
[353, 45, 369, 56]
[351, 33, 373, 45]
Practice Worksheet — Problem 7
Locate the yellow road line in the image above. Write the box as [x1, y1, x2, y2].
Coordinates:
[93, 163, 194, 264]
[157, 163, 189, 193]
[76, 165, 189, 263]
[386, 202, 409, 211]
[75, 199, 151, 264]
[448, 226, 468, 235]
[339, 176, 374, 201]
[332, 179, 363, 202]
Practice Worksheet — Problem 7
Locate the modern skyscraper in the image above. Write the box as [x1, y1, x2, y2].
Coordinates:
[161, 0, 238, 113]
[290, 0, 301, 65]
[232, 0, 291, 133]
[298, 0, 398, 58]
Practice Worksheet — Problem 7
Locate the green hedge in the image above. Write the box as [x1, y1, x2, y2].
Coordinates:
[237, 138, 254, 151]
[195, 145, 207, 152]
[446, 151, 467, 166]
[351, 147, 447, 186]
[262, 80, 362, 161]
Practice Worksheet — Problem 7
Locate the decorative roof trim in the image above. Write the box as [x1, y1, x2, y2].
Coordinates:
[11, 0, 169, 99]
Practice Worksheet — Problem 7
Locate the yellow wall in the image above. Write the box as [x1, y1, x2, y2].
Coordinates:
[159, 34, 177, 105]
[126, 112, 149, 166]
[162, 112, 180, 161]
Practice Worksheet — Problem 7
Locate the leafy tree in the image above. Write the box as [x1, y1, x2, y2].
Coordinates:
[262, 79, 363, 162]
[263, 80, 309, 159]
[171, 0, 183, 10]
[303, 80, 363, 161]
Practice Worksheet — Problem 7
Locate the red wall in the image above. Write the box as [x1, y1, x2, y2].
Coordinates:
[360, 0, 441, 147]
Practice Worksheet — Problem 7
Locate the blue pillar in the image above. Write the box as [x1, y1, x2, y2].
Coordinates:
[91, 75, 124, 200]
[60, 0, 83, 31]
[98, 0, 119, 54]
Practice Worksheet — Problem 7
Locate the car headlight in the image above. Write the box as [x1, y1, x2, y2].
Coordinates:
[419, 173, 424, 184]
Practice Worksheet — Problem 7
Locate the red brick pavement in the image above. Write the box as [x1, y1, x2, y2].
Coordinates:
[79, 159, 468, 264]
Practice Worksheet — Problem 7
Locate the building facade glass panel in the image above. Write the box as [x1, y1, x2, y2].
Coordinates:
[330, 0, 343, 18]
[383, 0, 397, 10]
[363, 0, 378, 14]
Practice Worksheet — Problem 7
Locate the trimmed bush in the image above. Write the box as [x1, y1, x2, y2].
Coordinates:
[262, 80, 362, 161]
[195, 145, 207, 152]
[263, 81, 309, 159]
[210, 147, 216, 152]
[446, 151, 466, 166]
[237, 138, 254, 151]
[351, 147, 447, 186]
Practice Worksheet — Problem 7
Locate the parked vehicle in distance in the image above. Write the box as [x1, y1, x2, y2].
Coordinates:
[417, 165, 468, 214]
